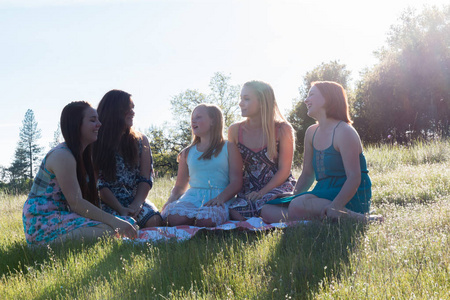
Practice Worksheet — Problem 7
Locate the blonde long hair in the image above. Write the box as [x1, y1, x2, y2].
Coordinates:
[185, 103, 225, 160]
[243, 81, 288, 160]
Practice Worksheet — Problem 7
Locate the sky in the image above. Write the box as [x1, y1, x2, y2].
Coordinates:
[0, 0, 447, 168]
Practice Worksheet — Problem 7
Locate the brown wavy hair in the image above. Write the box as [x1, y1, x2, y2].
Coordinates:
[93, 90, 140, 181]
[60, 101, 99, 206]
[311, 81, 352, 124]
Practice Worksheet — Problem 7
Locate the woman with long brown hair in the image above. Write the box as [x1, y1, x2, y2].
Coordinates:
[23, 101, 137, 245]
[93, 90, 162, 228]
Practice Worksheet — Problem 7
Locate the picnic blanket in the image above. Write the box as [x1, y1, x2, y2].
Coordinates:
[133, 217, 307, 242]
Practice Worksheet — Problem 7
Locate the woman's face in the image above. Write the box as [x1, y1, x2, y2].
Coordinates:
[239, 85, 261, 118]
[124, 99, 135, 128]
[305, 86, 326, 119]
[80, 107, 101, 146]
[191, 106, 213, 138]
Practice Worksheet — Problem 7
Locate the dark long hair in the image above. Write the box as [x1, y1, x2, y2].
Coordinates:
[93, 90, 140, 181]
[60, 101, 99, 206]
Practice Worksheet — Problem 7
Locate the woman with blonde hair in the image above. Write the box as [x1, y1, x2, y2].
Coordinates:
[261, 81, 380, 222]
[228, 81, 296, 220]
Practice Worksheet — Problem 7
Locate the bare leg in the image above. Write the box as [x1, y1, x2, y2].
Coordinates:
[260, 204, 289, 223]
[166, 214, 195, 226]
[144, 214, 164, 228]
[195, 218, 216, 227]
[288, 194, 369, 222]
[53, 223, 114, 244]
[229, 208, 246, 221]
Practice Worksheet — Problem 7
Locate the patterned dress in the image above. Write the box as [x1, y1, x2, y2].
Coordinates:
[229, 123, 296, 217]
[23, 144, 101, 245]
[161, 142, 231, 226]
[98, 138, 160, 228]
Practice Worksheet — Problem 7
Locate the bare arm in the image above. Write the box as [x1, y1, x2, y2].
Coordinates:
[325, 125, 362, 211]
[46, 149, 137, 238]
[205, 142, 243, 206]
[99, 187, 133, 216]
[161, 149, 190, 210]
[128, 135, 153, 216]
[292, 125, 316, 194]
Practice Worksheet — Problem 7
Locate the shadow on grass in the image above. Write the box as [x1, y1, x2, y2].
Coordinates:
[260, 219, 366, 299]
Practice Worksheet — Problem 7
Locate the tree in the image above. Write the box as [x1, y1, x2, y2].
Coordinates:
[170, 89, 207, 148]
[288, 61, 352, 162]
[169, 72, 242, 149]
[207, 72, 241, 128]
[49, 122, 62, 148]
[13, 109, 43, 181]
[353, 5, 450, 143]
[145, 125, 180, 177]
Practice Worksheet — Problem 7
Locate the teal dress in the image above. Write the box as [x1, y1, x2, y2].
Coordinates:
[268, 122, 371, 214]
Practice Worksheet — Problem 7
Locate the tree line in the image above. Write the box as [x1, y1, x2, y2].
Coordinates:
[1, 5, 449, 193]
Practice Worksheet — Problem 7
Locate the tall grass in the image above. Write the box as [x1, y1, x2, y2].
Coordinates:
[1, 139, 449, 299]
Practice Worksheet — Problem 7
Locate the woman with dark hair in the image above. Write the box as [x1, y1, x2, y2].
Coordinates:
[93, 90, 162, 228]
[261, 81, 382, 222]
[23, 101, 137, 245]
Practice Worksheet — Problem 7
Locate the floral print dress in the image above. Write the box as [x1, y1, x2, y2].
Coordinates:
[98, 138, 160, 228]
[23, 144, 101, 245]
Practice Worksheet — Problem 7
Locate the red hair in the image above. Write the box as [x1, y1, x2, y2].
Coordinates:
[312, 81, 352, 124]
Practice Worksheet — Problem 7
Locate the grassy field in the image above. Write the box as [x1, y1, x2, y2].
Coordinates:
[1, 140, 449, 299]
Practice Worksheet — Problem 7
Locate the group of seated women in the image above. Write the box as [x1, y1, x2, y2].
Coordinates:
[23, 80, 379, 245]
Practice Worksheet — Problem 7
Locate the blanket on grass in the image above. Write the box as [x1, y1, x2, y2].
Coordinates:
[133, 217, 307, 242]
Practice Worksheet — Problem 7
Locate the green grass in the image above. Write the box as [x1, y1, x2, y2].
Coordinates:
[1, 139, 449, 299]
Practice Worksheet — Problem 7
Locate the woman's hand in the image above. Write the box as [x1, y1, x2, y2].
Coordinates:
[246, 191, 262, 201]
[320, 203, 346, 220]
[111, 218, 138, 239]
[118, 206, 135, 217]
[204, 197, 225, 207]
[127, 202, 143, 218]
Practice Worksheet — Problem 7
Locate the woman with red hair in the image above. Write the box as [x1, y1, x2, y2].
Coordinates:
[261, 81, 381, 222]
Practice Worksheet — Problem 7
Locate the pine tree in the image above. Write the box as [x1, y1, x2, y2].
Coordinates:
[12, 109, 43, 180]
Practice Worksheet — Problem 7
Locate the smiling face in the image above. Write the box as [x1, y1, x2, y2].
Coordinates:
[305, 85, 326, 119]
[80, 107, 102, 146]
[191, 106, 213, 138]
[124, 99, 135, 128]
[239, 85, 261, 118]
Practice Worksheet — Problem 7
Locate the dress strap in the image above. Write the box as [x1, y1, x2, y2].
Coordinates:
[312, 125, 319, 145]
[238, 122, 244, 144]
[331, 121, 344, 145]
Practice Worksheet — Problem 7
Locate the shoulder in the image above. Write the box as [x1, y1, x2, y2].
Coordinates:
[45, 147, 76, 172]
[277, 122, 294, 137]
[335, 123, 362, 150]
[228, 122, 242, 141]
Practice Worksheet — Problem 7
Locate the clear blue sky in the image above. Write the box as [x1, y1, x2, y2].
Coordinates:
[0, 0, 446, 167]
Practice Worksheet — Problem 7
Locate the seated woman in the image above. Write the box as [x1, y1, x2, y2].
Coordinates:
[261, 81, 381, 223]
[161, 104, 242, 227]
[23, 101, 137, 245]
[228, 81, 296, 220]
[93, 90, 163, 229]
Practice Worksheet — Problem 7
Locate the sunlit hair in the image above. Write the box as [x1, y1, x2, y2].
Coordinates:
[311, 81, 352, 124]
[93, 90, 140, 181]
[183, 103, 225, 161]
[60, 101, 99, 206]
[243, 81, 289, 160]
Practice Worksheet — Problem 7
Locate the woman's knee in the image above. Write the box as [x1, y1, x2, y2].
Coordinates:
[144, 214, 163, 228]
